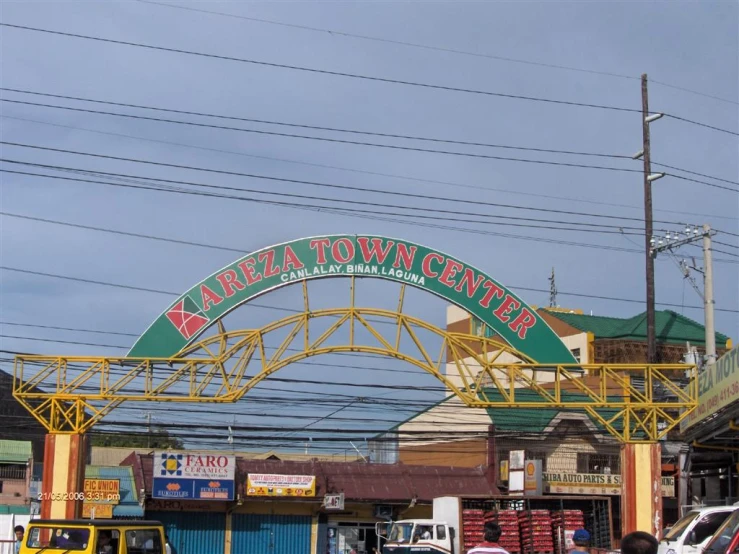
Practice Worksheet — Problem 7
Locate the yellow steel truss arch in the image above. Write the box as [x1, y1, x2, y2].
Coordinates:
[13, 285, 697, 443]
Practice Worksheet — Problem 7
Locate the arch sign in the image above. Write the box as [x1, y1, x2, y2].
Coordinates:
[129, 235, 575, 363]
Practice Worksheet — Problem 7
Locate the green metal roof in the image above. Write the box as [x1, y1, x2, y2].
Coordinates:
[547, 309, 730, 347]
[0, 440, 32, 464]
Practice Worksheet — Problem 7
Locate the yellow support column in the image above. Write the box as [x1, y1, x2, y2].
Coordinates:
[621, 443, 663, 536]
[224, 510, 233, 554]
[40, 434, 86, 519]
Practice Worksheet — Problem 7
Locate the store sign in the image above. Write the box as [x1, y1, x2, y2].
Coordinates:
[324, 493, 345, 510]
[82, 503, 113, 519]
[83, 479, 120, 504]
[682, 347, 739, 431]
[246, 473, 316, 497]
[662, 476, 675, 497]
[543, 472, 622, 495]
[129, 235, 576, 364]
[524, 460, 543, 496]
[152, 452, 235, 501]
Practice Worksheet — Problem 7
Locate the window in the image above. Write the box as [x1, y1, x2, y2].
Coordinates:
[577, 453, 619, 474]
[96, 529, 120, 554]
[26, 527, 91, 550]
[471, 317, 497, 339]
[571, 348, 581, 362]
[437, 526, 447, 540]
[690, 512, 733, 545]
[125, 529, 163, 554]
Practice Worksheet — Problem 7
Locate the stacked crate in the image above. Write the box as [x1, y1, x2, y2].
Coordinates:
[485, 510, 521, 553]
[519, 510, 554, 554]
[462, 508, 486, 552]
[552, 510, 586, 554]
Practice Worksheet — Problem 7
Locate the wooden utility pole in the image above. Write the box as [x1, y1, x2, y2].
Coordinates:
[642, 74, 657, 363]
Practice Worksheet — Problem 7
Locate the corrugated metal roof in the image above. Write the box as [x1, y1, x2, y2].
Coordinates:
[547, 310, 730, 346]
[85, 465, 143, 517]
[0, 440, 32, 464]
[133, 454, 497, 503]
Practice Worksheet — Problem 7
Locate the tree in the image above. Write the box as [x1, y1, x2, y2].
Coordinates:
[91, 430, 184, 449]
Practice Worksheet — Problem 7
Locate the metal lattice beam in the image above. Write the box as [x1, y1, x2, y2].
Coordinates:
[13, 301, 697, 442]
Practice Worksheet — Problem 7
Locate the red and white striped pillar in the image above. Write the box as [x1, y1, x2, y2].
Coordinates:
[621, 443, 663, 537]
[40, 434, 87, 519]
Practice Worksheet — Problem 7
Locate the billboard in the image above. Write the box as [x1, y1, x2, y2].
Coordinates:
[543, 472, 622, 495]
[682, 346, 739, 431]
[152, 452, 235, 501]
[246, 474, 316, 497]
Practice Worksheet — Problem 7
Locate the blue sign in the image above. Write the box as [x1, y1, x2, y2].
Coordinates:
[152, 451, 236, 501]
[152, 477, 235, 501]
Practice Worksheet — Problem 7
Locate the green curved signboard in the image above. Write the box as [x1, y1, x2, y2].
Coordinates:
[129, 235, 575, 363]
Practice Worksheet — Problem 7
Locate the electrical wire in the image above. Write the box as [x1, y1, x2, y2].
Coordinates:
[1, 267, 736, 314]
[0, 88, 631, 160]
[134, 0, 739, 108]
[0, 100, 645, 173]
[664, 114, 739, 138]
[0, 164, 647, 234]
[6, 113, 736, 222]
[0, 23, 641, 113]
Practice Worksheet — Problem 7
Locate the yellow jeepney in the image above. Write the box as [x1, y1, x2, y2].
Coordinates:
[20, 519, 168, 554]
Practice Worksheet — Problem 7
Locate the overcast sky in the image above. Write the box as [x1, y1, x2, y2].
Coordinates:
[1, 1, 737, 449]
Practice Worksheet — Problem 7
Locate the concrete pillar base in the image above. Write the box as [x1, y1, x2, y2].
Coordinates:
[621, 443, 663, 537]
[41, 434, 86, 519]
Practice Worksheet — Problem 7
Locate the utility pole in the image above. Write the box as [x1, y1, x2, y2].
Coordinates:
[146, 411, 152, 449]
[548, 267, 557, 308]
[638, 74, 665, 363]
[703, 224, 716, 366]
[650, 224, 716, 367]
[642, 74, 656, 364]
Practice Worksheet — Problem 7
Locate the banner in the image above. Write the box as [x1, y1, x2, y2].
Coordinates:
[543, 472, 622, 495]
[246, 474, 315, 497]
[682, 347, 739, 431]
[152, 452, 235, 501]
[81, 503, 113, 519]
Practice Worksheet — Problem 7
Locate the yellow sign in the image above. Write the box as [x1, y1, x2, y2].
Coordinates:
[246, 474, 316, 497]
[543, 472, 622, 495]
[682, 346, 739, 431]
[83, 479, 121, 504]
[82, 503, 113, 519]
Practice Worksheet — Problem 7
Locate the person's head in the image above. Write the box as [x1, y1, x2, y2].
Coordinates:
[573, 529, 590, 547]
[98, 531, 112, 545]
[621, 531, 659, 554]
[484, 521, 503, 543]
[14, 525, 24, 541]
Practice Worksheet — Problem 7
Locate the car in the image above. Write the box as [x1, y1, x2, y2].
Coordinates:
[659, 507, 739, 554]
[702, 509, 739, 554]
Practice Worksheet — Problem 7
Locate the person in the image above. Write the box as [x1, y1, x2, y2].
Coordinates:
[570, 529, 591, 554]
[620, 531, 658, 554]
[14, 525, 24, 554]
[468, 521, 510, 554]
[96, 530, 113, 554]
[421, 527, 432, 540]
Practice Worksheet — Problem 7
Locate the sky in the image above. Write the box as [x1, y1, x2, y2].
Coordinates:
[1, 0, 737, 452]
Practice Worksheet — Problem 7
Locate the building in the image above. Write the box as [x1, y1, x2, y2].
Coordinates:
[0, 370, 47, 463]
[123, 451, 498, 554]
[0, 440, 33, 508]
[374, 305, 732, 534]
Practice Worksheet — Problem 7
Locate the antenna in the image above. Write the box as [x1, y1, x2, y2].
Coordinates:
[350, 441, 368, 463]
[548, 267, 558, 308]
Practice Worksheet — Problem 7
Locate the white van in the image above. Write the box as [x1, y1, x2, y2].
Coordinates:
[659, 507, 739, 554]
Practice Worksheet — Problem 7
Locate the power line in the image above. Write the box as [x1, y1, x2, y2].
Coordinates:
[0, 100, 645, 173]
[0, 142, 704, 227]
[0, 160, 648, 234]
[6, 114, 736, 222]
[0, 23, 641, 113]
[6, 88, 734, 189]
[0, 88, 631, 160]
[5, 102, 735, 193]
[664, 114, 739, 137]
[136, 0, 739, 107]
[2, 265, 736, 313]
